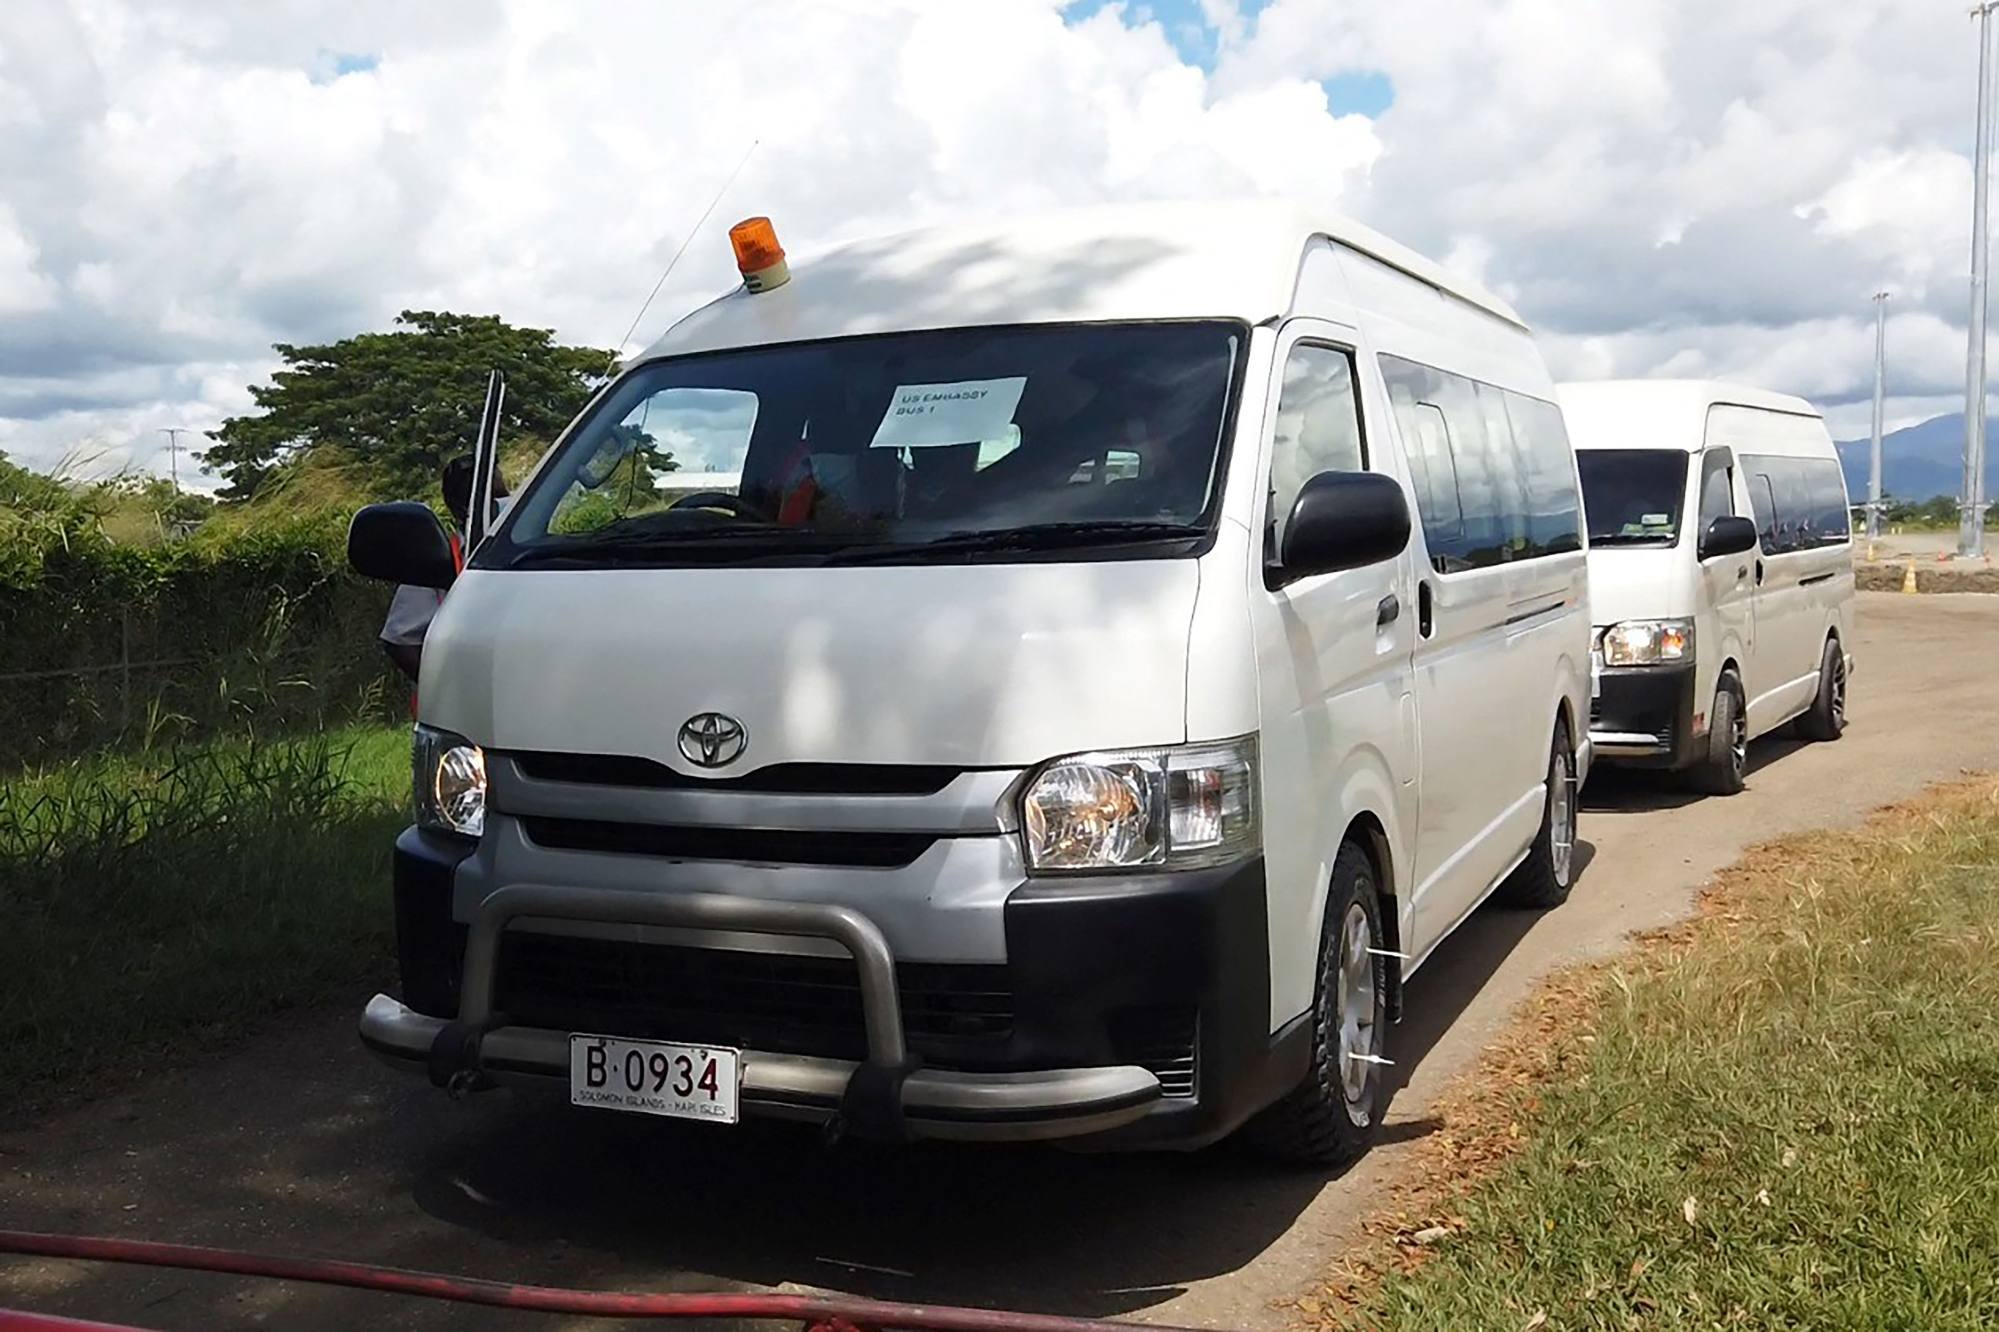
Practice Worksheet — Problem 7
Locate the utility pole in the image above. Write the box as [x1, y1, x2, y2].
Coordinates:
[1868, 291, 1890, 556]
[157, 428, 190, 490]
[1963, 2, 1999, 560]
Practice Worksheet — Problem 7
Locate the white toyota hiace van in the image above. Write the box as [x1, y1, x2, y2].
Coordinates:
[350, 201, 1592, 1163]
[1560, 381, 1854, 794]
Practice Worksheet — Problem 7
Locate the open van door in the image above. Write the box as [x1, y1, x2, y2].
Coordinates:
[466, 370, 505, 551]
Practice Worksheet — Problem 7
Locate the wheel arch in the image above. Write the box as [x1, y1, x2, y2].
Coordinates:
[1341, 811, 1403, 1022]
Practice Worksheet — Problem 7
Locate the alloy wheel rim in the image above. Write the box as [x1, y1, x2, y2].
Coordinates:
[1549, 745, 1577, 885]
[1830, 655, 1846, 726]
[1336, 901, 1377, 1124]
[1731, 693, 1748, 772]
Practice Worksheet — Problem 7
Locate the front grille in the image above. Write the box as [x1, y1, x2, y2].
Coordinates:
[494, 932, 1014, 1065]
[1108, 1005, 1198, 1098]
[519, 816, 936, 869]
[510, 751, 962, 796]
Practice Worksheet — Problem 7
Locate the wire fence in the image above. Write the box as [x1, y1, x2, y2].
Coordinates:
[0, 564, 403, 771]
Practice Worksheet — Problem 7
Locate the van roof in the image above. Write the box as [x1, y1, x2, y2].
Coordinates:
[638, 198, 1525, 362]
[1556, 379, 1822, 453]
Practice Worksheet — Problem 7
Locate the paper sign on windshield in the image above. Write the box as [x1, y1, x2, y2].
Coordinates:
[871, 377, 1026, 450]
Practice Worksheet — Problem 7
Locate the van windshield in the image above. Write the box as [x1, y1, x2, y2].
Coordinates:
[483, 321, 1243, 569]
[1576, 449, 1689, 547]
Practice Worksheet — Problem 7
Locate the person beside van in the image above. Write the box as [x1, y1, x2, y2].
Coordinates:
[379, 455, 506, 683]
[1560, 380, 1854, 796]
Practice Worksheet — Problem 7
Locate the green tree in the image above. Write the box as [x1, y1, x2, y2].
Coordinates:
[202, 311, 614, 499]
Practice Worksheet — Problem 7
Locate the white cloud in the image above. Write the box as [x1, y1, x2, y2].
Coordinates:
[0, 0, 1993, 485]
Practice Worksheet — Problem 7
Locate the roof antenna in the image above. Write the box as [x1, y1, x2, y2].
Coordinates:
[606, 139, 761, 376]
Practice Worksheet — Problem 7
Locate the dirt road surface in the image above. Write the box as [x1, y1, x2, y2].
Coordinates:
[4, 591, 1996, 1332]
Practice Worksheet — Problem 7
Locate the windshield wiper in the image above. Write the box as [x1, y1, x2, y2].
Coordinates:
[824, 520, 1208, 565]
[503, 525, 836, 568]
[1589, 531, 1677, 546]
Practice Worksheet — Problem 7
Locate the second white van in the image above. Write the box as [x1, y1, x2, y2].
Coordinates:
[1560, 380, 1854, 794]
[348, 200, 1592, 1165]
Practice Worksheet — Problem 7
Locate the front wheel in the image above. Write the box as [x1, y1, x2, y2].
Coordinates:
[1246, 842, 1388, 1167]
[1688, 672, 1747, 796]
[1793, 639, 1846, 742]
[1496, 718, 1578, 909]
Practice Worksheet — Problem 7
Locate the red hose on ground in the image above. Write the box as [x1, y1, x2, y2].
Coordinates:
[0, 1231, 1223, 1332]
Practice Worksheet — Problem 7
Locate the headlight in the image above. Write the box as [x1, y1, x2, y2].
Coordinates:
[413, 724, 486, 837]
[1020, 737, 1258, 873]
[1600, 618, 1694, 667]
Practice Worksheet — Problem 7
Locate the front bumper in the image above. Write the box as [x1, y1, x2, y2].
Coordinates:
[363, 881, 1160, 1141]
[1589, 661, 1700, 767]
[368, 829, 1296, 1148]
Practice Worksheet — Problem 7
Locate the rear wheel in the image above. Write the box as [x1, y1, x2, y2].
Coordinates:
[1689, 672, 1747, 796]
[1496, 718, 1578, 909]
[1793, 639, 1846, 742]
[1247, 841, 1387, 1167]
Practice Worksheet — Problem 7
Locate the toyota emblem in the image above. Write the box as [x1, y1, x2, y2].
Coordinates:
[678, 712, 747, 768]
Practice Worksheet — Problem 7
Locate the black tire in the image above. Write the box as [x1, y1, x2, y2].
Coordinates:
[1688, 672, 1747, 796]
[1496, 719, 1579, 909]
[1246, 842, 1388, 1167]
[1793, 638, 1847, 742]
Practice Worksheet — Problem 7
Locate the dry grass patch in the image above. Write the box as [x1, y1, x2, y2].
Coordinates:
[1309, 779, 1999, 1331]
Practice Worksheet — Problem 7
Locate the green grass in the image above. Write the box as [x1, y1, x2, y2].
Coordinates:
[0, 724, 409, 1121]
[1352, 782, 1999, 1330]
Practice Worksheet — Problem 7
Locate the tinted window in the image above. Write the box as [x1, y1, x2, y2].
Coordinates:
[1743, 454, 1848, 552]
[1268, 344, 1365, 550]
[1381, 355, 1577, 573]
[491, 322, 1243, 569]
[1697, 450, 1735, 532]
[1507, 393, 1585, 555]
[1575, 449, 1688, 547]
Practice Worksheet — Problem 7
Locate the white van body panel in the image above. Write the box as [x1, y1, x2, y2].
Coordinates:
[642, 200, 1524, 366]
[1248, 241, 1588, 1014]
[1560, 379, 1853, 765]
[423, 562, 1199, 770]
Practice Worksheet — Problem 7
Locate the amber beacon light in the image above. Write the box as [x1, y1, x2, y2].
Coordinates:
[729, 216, 790, 292]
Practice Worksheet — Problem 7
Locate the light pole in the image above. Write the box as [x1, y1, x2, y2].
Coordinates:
[1963, 2, 1999, 560]
[1868, 291, 1889, 555]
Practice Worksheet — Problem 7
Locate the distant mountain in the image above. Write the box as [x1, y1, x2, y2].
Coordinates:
[1833, 414, 1999, 502]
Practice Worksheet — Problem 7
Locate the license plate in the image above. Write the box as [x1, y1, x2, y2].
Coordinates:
[568, 1034, 741, 1124]
[1590, 648, 1604, 699]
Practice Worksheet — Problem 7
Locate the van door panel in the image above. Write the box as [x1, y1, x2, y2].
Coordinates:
[1249, 321, 1417, 1028]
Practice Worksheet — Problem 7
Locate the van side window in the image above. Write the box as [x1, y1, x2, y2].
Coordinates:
[1697, 451, 1735, 533]
[1267, 344, 1365, 550]
[1380, 355, 1581, 573]
[1504, 392, 1585, 556]
[1742, 454, 1848, 552]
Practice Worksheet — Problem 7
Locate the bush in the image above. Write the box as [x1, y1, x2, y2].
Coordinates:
[0, 508, 402, 768]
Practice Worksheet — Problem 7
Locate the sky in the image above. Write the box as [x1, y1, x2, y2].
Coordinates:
[0, 0, 1991, 488]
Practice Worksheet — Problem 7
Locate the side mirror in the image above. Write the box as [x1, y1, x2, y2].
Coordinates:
[1277, 471, 1412, 583]
[1698, 514, 1759, 560]
[347, 501, 458, 589]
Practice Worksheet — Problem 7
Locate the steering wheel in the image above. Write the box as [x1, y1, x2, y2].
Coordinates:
[669, 491, 762, 521]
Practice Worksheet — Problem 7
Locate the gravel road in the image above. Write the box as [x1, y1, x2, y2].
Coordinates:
[4, 591, 1996, 1332]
